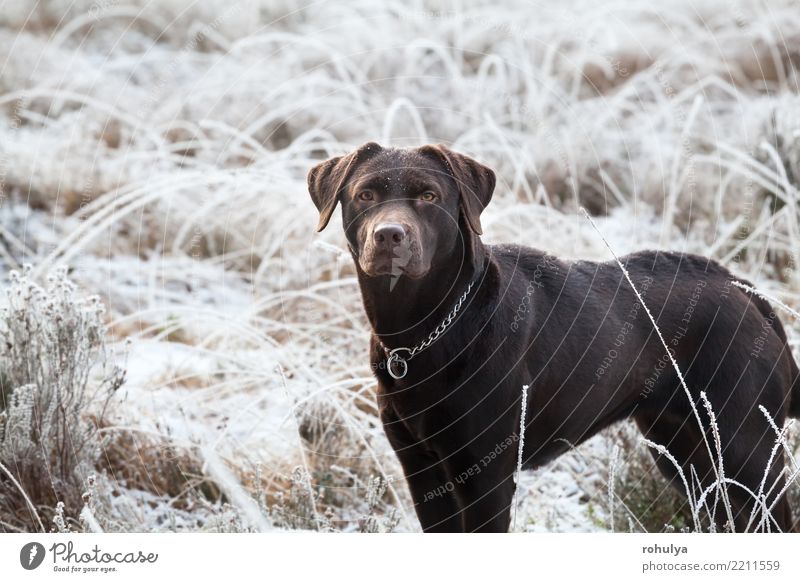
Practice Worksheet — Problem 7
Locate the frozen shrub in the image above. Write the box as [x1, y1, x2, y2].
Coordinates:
[359, 475, 399, 533]
[0, 266, 124, 532]
[268, 466, 321, 531]
[265, 468, 399, 532]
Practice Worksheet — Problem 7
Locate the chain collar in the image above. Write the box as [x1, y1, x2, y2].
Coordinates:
[378, 279, 476, 380]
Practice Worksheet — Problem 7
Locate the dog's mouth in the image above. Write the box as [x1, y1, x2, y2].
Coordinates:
[359, 245, 428, 279]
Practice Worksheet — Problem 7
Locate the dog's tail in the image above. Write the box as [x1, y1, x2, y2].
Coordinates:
[736, 275, 800, 418]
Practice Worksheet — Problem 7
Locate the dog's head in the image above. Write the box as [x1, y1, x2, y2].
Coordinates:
[307, 142, 495, 279]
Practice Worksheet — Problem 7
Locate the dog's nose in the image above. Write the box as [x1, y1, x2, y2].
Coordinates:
[373, 223, 406, 248]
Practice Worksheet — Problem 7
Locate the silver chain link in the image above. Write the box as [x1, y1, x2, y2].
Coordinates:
[380, 280, 476, 379]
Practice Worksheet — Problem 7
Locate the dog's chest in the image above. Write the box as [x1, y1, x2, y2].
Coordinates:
[377, 377, 453, 435]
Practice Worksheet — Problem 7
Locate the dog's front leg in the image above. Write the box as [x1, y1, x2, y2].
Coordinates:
[397, 448, 464, 532]
[381, 409, 463, 532]
[449, 451, 517, 533]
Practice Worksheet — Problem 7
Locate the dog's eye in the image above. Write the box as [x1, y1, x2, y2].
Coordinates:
[357, 191, 374, 201]
[420, 191, 437, 202]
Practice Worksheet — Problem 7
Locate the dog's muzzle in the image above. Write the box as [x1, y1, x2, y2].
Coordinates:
[360, 222, 424, 277]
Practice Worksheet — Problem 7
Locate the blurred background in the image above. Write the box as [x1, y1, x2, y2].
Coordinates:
[0, 0, 798, 532]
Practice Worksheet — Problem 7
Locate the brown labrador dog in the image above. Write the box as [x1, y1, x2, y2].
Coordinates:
[307, 142, 800, 532]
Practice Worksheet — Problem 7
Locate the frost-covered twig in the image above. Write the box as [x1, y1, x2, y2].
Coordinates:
[512, 383, 529, 530]
[0, 459, 45, 532]
[699, 391, 732, 529]
[732, 281, 800, 322]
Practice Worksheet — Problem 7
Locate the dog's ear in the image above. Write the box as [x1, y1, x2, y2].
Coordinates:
[307, 142, 383, 232]
[419, 144, 495, 235]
